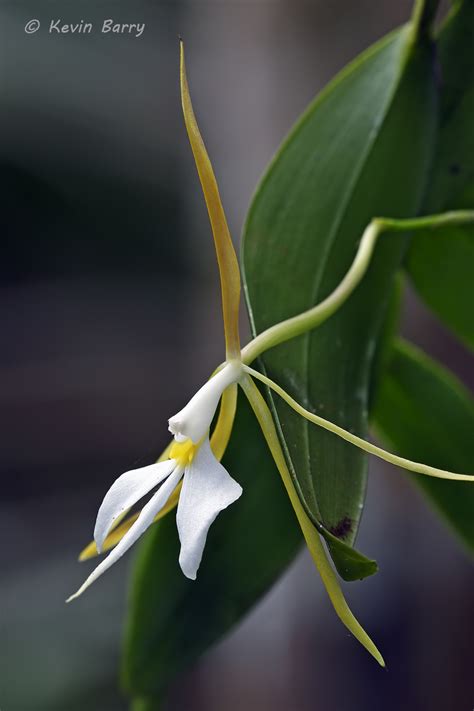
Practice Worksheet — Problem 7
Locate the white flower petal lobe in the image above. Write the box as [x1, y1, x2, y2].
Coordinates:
[176, 437, 242, 580]
[94, 459, 175, 552]
[168, 362, 241, 443]
[67, 465, 184, 602]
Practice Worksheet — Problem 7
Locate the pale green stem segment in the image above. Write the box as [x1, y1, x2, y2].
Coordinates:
[240, 374, 385, 667]
[241, 210, 474, 365]
[243, 364, 474, 482]
[180, 42, 241, 359]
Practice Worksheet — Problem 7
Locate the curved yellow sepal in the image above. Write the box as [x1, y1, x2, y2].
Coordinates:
[180, 41, 241, 359]
[241, 375, 385, 667]
[210, 382, 238, 460]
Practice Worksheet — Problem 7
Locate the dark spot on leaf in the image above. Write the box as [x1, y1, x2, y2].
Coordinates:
[328, 515, 352, 539]
[449, 162, 461, 175]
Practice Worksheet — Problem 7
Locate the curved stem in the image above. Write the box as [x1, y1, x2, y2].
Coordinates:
[241, 220, 380, 364]
[241, 211, 474, 365]
[240, 375, 385, 666]
[243, 365, 474, 482]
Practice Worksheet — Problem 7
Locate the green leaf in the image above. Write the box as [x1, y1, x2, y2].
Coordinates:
[322, 530, 377, 581]
[122, 391, 302, 701]
[407, 0, 474, 349]
[368, 275, 404, 411]
[372, 338, 474, 551]
[242, 23, 437, 560]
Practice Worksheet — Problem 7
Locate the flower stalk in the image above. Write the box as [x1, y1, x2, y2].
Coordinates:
[241, 211, 474, 365]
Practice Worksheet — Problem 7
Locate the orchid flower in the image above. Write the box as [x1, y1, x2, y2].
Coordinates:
[68, 44, 245, 603]
[67, 363, 242, 601]
[69, 41, 474, 666]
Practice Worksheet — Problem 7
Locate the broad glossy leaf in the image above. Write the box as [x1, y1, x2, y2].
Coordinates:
[242, 25, 437, 555]
[407, 0, 474, 349]
[122, 391, 302, 700]
[373, 339, 474, 551]
[368, 275, 404, 411]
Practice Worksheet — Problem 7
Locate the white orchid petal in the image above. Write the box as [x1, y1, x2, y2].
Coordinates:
[168, 361, 241, 443]
[176, 438, 242, 580]
[67, 465, 184, 602]
[94, 459, 175, 552]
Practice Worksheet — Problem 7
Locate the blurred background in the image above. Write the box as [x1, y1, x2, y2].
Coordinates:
[1, 1, 472, 709]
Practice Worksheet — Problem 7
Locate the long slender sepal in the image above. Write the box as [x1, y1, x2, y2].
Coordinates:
[243, 365, 474, 482]
[180, 41, 241, 359]
[240, 375, 385, 666]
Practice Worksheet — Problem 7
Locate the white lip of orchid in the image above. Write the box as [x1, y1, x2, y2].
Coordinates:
[168, 360, 242, 444]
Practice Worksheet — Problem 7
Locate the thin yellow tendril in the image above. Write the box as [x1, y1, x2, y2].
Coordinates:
[243, 364, 474, 483]
[180, 40, 241, 359]
[240, 374, 385, 667]
[79, 384, 238, 561]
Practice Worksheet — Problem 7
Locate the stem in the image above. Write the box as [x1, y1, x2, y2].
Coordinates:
[240, 375, 385, 666]
[243, 365, 474, 482]
[377, 210, 474, 232]
[241, 211, 474, 365]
